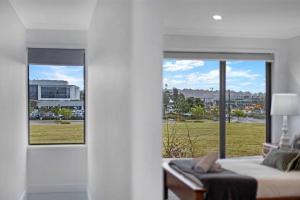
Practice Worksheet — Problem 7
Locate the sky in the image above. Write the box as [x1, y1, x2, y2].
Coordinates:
[163, 59, 266, 93]
[29, 65, 84, 90]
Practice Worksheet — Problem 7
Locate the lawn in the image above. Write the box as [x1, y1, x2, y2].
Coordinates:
[30, 120, 264, 157]
[163, 120, 265, 158]
[30, 121, 84, 144]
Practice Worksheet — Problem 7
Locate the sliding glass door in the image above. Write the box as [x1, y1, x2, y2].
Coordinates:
[225, 61, 266, 157]
[162, 53, 272, 158]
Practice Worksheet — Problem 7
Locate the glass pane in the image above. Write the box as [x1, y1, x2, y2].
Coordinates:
[225, 60, 266, 157]
[162, 59, 219, 158]
[29, 65, 85, 144]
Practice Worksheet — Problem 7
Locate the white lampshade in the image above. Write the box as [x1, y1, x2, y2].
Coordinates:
[271, 93, 299, 116]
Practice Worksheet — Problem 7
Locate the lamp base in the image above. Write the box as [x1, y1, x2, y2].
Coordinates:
[279, 134, 291, 150]
[279, 115, 291, 150]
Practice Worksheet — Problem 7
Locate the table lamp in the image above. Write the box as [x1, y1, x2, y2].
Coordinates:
[271, 93, 299, 149]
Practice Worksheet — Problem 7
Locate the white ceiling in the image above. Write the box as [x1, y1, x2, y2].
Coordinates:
[9, 0, 300, 39]
[164, 0, 300, 39]
[9, 0, 97, 30]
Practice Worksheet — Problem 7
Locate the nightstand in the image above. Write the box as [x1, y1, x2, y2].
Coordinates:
[262, 143, 279, 157]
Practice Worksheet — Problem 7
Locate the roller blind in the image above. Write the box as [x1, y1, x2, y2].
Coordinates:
[28, 48, 85, 66]
[164, 51, 274, 62]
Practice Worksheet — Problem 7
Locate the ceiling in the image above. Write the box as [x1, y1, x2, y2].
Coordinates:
[9, 0, 300, 39]
[9, 0, 97, 30]
[164, 0, 300, 39]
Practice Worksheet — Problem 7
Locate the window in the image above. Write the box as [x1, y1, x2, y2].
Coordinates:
[162, 52, 272, 158]
[163, 60, 220, 157]
[41, 86, 70, 99]
[225, 60, 267, 157]
[28, 48, 85, 145]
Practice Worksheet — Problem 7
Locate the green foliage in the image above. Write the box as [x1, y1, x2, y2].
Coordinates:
[29, 101, 38, 113]
[232, 109, 246, 122]
[186, 97, 204, 110]
[51, 107, 60, 115]
[58, 108, 73, 120]
[174, 94, 190, 114]
[163, 90, 170, 114]
[211, 107, 219, 120]
[191, 105, 205, 120]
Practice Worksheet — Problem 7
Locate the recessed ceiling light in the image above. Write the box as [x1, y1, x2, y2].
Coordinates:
[213, 15, 222, 21]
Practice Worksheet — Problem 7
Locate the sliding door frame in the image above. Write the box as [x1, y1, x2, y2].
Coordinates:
[219, 61, 226, 158]
[219, 60, 272, 158]
[265, 62, 272, 143]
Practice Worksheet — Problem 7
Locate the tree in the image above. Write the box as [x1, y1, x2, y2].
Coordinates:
[50, 107, 60, 115]
[172, 88, 179, 102]
[163, 90, 170, 115]
[211, 107, 219, 120]
[80, 90, 85, 101]
[232, 109, 246, 122]
[186, 97, 195, 109]
[29, 100, 37, 113]
[174, 93, 190, 114]
[194, 98, 204, 107]
[58, 108, 73, 120]
[191, 105, 205, 120]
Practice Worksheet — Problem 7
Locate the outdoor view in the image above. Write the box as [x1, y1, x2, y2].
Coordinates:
[162, 59, 266, 158]
[29, 65, 85, 144]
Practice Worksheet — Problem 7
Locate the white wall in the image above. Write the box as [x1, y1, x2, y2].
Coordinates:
[87, 0, 163, 199]
[26, 29, 87, 49]
[0, 1, 27, 199]
[87, 0, 132, 199]
[27, 146, 87, 193]
[286, 36, 300, 139]
[164, 35, 289, 143]
[26, 29, 88, 194]
[130, 1, 163, 200]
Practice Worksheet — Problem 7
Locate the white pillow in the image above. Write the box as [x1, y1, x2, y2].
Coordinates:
[193, 152, 219, 173]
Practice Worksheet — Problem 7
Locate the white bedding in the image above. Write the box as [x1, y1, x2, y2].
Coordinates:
[219, 157, 300, 198]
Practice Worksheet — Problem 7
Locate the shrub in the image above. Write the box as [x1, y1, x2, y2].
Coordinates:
[193, 120, 204, 123]
[60, 121, 71, 124]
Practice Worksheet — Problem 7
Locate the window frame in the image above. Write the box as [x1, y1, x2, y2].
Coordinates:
[27, 48, 86, 145]
[163, 52, 272, 158]
[218, 60, 272, 158]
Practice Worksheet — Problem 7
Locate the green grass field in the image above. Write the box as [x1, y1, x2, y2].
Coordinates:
[30, 121, 84, 144]
[163, 120, 265, 158]
[30, 120, 264, 157]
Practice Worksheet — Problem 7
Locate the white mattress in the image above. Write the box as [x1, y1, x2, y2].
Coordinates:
[218, 157, 300, 198]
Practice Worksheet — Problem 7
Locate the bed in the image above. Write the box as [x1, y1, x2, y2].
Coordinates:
[163, 157, 300, 200]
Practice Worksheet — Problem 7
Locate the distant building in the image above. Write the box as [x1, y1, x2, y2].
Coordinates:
[29, 80, 83, 109]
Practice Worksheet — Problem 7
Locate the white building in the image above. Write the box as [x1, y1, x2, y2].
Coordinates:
[29, 80, 83, 109]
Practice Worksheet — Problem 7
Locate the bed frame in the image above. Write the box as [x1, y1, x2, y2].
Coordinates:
[163, 162, 300, 200]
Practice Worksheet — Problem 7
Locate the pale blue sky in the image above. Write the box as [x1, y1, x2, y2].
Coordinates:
[29, 65, 84, 90]
[163, 59, 265, 93]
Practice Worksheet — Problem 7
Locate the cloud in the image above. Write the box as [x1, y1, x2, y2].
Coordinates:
[239, 82, 253, 86]
[227, 66, 260, 80]
[163, 60, 204, 72]
[32, 65, 84, 89]
[41, 71, 84, 89]
[163, 78, 185, 86]
[186, 69, 219, 84]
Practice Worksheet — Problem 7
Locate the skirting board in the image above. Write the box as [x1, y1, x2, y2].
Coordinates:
[27, 184, 86, 194]
[18, 191, 26, 200]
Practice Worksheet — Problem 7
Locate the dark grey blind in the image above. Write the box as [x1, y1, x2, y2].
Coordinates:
[28, 48, 85, 66]
[164, 51, 274, 62]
